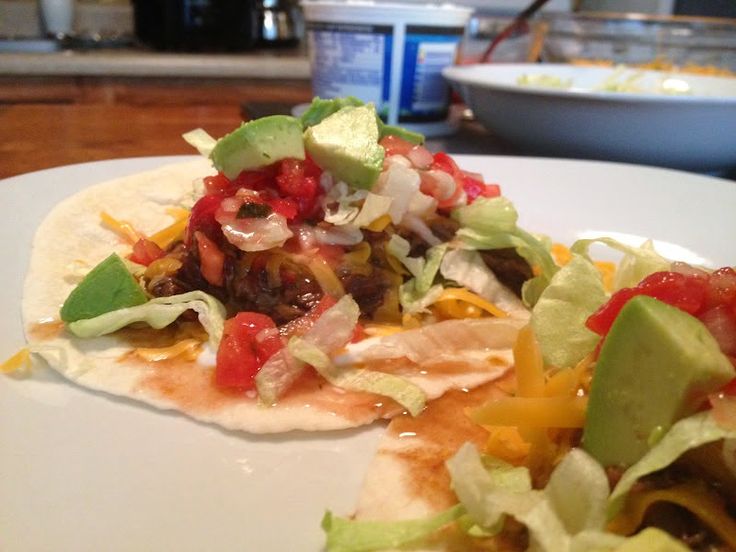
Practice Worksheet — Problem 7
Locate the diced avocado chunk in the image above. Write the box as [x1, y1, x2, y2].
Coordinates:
[582, 295, 734, 468]
[211, 115, 305, 179]
[60, 253, 148, 323]
[301, 97, 424, 145]
[304, 104, 385, 190]
[300, 96, 365, 128]
[380, 124, 424, 145]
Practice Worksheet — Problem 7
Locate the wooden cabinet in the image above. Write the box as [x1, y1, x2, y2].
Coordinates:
[0, 75, 313, 106]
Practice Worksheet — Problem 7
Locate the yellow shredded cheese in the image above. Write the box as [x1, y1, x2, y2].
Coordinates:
[366, 214, 392, 232]
[133, 339, 203, 362]
[595, 260, 616, 292]
[100, 211, 143, 244]
[1, 348, 31, 374]
[484, 426, 531, 464]
[551, 243, 572, 266]
[433, 300, 483, 320]
[363, 324, 404, 337]
[470, 396, 588, 428]
[144, 257, 183, 280]
[514, 324, 545, 398]
[307, 257, 345, 298]
[148, 218, 188, 250]
[433, 288, 507, 318]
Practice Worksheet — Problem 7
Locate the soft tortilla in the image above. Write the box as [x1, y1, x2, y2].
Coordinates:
[23, 160, 521, 434]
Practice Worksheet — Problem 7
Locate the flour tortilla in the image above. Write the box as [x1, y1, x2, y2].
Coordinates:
[22, 160, 522, 434]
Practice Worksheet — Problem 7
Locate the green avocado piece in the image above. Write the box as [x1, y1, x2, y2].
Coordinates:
[60, 253, 148, 323]
[380, 124, 424, 145]
[300, 97, 424, 145]
[582, 295, 734, 468]
[303, 104, 385, 190]
[300, 96, 365, 128]
[210, 115, 305, 179]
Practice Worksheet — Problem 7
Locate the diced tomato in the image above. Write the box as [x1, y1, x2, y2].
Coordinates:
[275, 159, 322, 220]
[204, 166, 281, 197]
[215, 312, 281, 391]
[129, 238, 164, 266]
[459, 174, 501, 203]
[719, 377, 736, 396]
[586, 271, 708, 336]
[431, 152, 461, 176]
[351, 323, 366, 343]
[195, 231, 225, 287]
[379, 135, 416, 157]
[186, 194, 224, 245]
[705, 267, 736, 310]
[203, 173, 233, 196]
[266, 197, 299, 220]
[700, 305, 736, 357]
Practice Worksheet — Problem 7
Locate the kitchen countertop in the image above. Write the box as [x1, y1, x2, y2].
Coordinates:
[0, 47, 311, 79]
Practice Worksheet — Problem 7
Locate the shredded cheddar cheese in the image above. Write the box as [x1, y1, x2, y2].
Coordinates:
[100, 211, 142, 244]
[471, 396, 587, 428]
[133, 339, 203, 362]
[433, 288, 507, 318]
[307, 257, 346, 298]
[1, 348, 31, 374]
[363, 324, 404, 337]
[366, 214, 392, 232]
[148, 217, 188, 250]
[552, 243, 617, 291]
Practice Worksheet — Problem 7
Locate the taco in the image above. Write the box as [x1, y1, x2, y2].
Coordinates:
[21, 99, 539, 434]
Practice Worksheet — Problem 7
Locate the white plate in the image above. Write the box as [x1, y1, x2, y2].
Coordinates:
[443, 63, 736, 173]
[1, 155, 735, 551]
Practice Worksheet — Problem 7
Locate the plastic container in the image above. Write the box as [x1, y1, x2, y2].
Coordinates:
[301, 0, 472, 135]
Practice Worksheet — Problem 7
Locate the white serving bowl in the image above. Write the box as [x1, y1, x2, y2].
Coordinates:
[443, 63, 736, 173]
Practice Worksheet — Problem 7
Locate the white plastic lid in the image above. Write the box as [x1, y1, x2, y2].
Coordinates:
[301, 0, 473, 26]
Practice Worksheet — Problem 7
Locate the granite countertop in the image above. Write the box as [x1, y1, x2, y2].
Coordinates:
[0, 48, 311, 79]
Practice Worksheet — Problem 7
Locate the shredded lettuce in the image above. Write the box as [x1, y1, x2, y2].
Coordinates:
[182, 128, 218, 157]
[531, 254, 607, 368]
[608, 411, 736, 517]
[571, 237, 669, 291]
[288, 336, 426, 416]
[440, 249, 525, 313]
[387, 235, 447, 295]
[351, 193, 393, 228]
[67, 291, 226, 348]
[373, 165, 421, 224]
[255, 294, 360, 404]
[452, 197, 557, 306]
[398, 282, 444, 314]
[322, 505, 464, 552]
[445, 445, 684, 552]
[323, 182, 369, 225]
[445, 442, 532, 533]
[321, 443, 694, 551]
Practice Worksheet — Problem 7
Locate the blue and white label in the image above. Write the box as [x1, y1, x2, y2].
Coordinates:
[307, 22, 393, 117]
[399, 26, 464, 123]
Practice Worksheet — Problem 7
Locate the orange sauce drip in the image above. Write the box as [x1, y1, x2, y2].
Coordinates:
[384, 372, 513, 509]
[119, 324, 401, 423]
[27, 320, 65, 341]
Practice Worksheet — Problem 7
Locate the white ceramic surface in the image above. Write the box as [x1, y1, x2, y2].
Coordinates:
[2, 155, 735, 551]
[443, 64, 736, 173]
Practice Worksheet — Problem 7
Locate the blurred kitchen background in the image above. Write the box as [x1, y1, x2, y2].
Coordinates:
[1, 0, 735, 178]
[1, 0, 734, 106]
